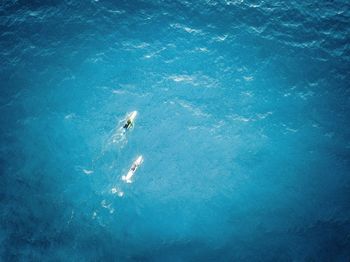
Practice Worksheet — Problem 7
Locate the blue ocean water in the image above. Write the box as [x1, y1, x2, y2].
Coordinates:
[1, 0, 350, 261]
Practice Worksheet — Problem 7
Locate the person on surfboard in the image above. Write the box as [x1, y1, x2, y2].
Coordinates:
[123, 111, 137, 130]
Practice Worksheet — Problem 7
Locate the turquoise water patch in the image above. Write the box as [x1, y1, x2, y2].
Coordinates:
[1, 0, 350, 261]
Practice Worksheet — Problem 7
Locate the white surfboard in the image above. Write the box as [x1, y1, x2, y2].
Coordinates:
[128, 111, 137, 123]
[122, 155, 143, 183]
[123, 111, 138, 129]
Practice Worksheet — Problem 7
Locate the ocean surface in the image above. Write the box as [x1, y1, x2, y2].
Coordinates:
[1, 0, 350, 261]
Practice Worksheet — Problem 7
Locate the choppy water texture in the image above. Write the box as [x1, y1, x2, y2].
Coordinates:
[1, 0, 350, 261]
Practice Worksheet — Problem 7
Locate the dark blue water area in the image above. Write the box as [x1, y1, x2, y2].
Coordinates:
[1, 0, 350, 261]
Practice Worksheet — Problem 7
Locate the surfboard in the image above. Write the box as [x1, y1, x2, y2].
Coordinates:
[124, 111, 137, 129]
[122, 155, 143, 183]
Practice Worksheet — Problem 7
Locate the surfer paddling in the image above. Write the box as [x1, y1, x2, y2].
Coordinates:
[123, 111, 137, 130]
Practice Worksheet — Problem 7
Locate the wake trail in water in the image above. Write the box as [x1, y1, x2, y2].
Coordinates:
[82, 114, 133, 175]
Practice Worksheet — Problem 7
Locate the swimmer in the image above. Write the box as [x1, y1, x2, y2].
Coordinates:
[123, 111, 137, 130]
[122, 155, 143, 183]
